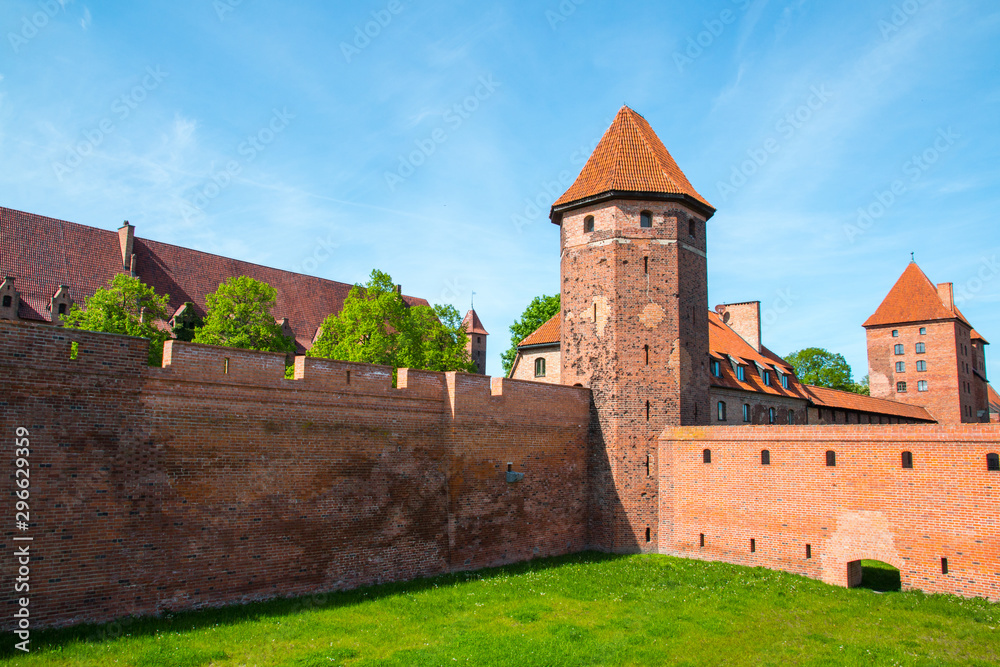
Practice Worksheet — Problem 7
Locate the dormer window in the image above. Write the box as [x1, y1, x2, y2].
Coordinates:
[736, 365, 746, 382]
[584, 215, 595, 233]
[781, 375, 790, 389]
[711, 359, 721, 377]
[534, 358, 546, 378]
[763, 370, 771, 386]
[1, 296, 10, 308]
[640, 211, 652, 228]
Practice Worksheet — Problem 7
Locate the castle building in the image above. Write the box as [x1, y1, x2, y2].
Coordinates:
[462, 308, 489, 374]
[0, 207, 431, 353]
[864, 262, 991, 423]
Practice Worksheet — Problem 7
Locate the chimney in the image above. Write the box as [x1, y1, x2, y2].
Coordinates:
[395, 284, 403, 297]
[937, 283, 955, 311]
[715, 301, 762, 352]
[118, 221, 135, 272]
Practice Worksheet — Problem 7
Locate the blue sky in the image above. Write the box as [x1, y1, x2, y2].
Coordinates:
[2, 0, 999, 381]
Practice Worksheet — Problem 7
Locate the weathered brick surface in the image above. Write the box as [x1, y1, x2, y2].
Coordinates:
[709, 387, 808, 425]
[559, 200, 710, 555]
[0, 321, 590, 629]
[510, 345, 561, 385]
[660, 425, 1000, 600]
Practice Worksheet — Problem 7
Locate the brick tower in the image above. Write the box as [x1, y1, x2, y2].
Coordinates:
[463, 308, 489, 375]
[550, 106, 716, 553]
[864, 262, 991, 423]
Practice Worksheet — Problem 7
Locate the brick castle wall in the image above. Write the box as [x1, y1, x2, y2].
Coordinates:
[0, 321, 590, 629]
[660, 425, 1000, 601]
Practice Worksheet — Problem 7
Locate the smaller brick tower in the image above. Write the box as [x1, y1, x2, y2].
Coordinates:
[463, 309, 489, 375]
[864, 262, 990, 423]
[551, 106, 716, 554]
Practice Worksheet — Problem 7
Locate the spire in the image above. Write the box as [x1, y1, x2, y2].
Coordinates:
[462, 309, 489, 336]
[550, 106, 714, 222]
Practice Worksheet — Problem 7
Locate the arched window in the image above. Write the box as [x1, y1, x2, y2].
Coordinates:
[826, 450, 837, 467]
[902, 451, 913, 469]
[717, 401, 727, 421]
[640, 211, 652, 228]
[584, 215, 595, 233]
[534, 358, 546, 378]
[988, 453, 1000, 472]
[703, 449, 712, 464]
[761, 450, 770, 465]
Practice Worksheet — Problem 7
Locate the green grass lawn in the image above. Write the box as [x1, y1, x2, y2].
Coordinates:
[4, 552, 998, 666]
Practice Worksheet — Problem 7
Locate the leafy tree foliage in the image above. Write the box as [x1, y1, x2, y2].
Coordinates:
[784, 347, 862, 393]
[309, 270, 476, 373]
[62, 274, 171, 366]
[193, 276, 295, 353]
[852, 375, 871, 396]
[501, 294, 561, 375]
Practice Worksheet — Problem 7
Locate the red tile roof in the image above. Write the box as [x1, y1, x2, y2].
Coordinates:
[0, 206, 429, 353]
[989, 384, 1000, 413]
[803, 384, 934, 422]
[551, 106, 713, 214]
[708, 311, 811, 400]
[972, 329, 989, 345]
[519, 313, 560, 347]
[462, 309, 489, 336]
[864, 262, 973, 328]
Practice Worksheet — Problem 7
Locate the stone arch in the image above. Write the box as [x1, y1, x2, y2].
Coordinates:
[820, 510, 902, 589]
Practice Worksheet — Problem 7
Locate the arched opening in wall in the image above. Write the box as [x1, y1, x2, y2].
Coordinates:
[584, 215, 595, 233]
[847, 560, 902, 593]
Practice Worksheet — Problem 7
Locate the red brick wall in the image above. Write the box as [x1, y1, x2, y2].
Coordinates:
[559, 200, 710, 555]
[0, 321, 590, 629]
[709, 387, 808, 425]
[660, 425, 1000, 600]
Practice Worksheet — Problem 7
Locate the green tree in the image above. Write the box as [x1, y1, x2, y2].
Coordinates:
[784, 348, 859, 393]
[193, 276, 295, 353]
[500, 294, 561, 375]
[309, 270, 476, 373]
[62, 274, 171, 366]
[851, 375, 871, 396]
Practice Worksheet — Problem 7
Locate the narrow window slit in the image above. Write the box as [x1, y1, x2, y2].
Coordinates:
[699, 533, 705, 548]
[750, 539, 756, 553]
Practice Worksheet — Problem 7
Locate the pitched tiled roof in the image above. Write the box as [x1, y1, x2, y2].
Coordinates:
[989, 384, 1000, 413]
[708, 311, 811, 400]
[519, 313, 560, 347]
[462, 309, 489, 336]
[551, 106, 713, 213]
[804, 384, 935, 422]
[0, 206, 429, 353]
[972, 329, 989, 345]
[864, 262, 973, 328]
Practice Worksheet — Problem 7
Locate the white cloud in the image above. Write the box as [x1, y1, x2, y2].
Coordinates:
[80, 6, 92, 30]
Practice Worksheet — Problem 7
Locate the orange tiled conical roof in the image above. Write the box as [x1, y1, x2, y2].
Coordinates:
[864, 262, 972, 328]
[462, 309, 489, 336]
[551, 106, 713, 214]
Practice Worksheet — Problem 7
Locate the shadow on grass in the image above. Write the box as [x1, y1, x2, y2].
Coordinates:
[859, 560, 902, 593]
[3, 551, 627, 658]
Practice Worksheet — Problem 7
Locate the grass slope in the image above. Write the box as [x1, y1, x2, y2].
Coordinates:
[3, 553, 998, 666]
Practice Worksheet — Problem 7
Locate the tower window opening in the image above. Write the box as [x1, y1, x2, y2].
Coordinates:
[584, 215, 595, 233]
[644, 345, 649, 365]
[902, 451, 913, 469]
[645, 527, 651, 543]
[703, 448, 712, 464]
[941, 558, 949, 575]
[1, 295, 10, 308]
[58, 303, 67, 315]
[640, 211, 652, 228]
[646, 401, 650, 422]
[645, 455, 650, 476]
[644, 256, 648, 274]
[699, 533, 705, 548]
[534, 358, 546, 378]
[761, 449, 770, 465]
[750, 539, 756, 553]
[689, 219, 696, 237]
[987, 453, 1000, 471]
[806, 544, 812, 559]
[826, 450, 836, 467]
[743, 404, 750, 423]
[717, 401, 727, 421]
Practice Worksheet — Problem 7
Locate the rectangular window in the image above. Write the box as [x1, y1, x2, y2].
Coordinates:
[743, 404, 750, 423]
[892, 330, 899, 337]
[736, 365, 746, 382]
[717, 402, 727, 421]
[894, 344, 905, 355]
[787, 410, 795, 425]
[896, 362, 906, 373]
[920, 327, 927, 335]
[915, 342, 926, 354]
[763, 370, 771, 386]
[711, 360, 721, 377]
[916, 360, 927, 372]
[897, 382, 907, 393]
[918, 380, 928, 392]
[534, 358, 546, 377]
[781, 375, 789, 389]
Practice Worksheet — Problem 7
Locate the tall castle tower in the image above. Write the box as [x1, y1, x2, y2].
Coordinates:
[550, 107, 716, 553]
[463, 308, 489, 375]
